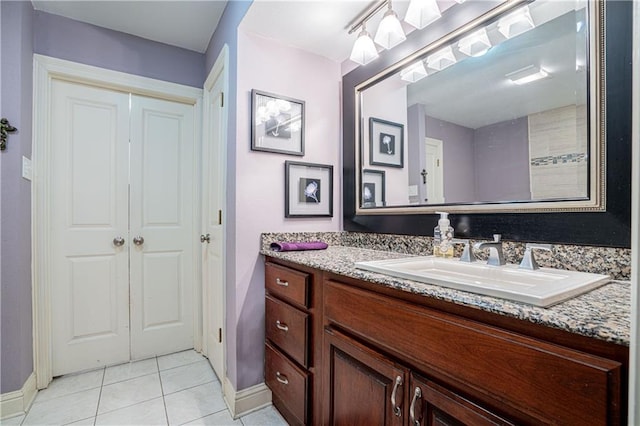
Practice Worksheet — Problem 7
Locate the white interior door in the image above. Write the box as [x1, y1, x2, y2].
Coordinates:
[50, 80, 197, 373]
[129, 95, 196, 359]
[201, 73, 225, 380]
[50, 80, 130, 376]
[425, 137, 445, 204]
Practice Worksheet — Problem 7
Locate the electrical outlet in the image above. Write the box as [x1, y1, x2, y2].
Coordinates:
[22, 156, 32, 181]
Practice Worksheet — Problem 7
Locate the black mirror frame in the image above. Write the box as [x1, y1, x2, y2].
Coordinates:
[342, 0, 631, 248]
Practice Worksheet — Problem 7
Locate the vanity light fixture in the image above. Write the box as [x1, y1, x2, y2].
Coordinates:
[426, 45, 457, 71]
[350, 23, 379, 65]
[400, 60, 428, 82]
[374, 0, 406, 49]
[506, 65, 550, 85]
[497, 5, 535, 39]
[457, 27, 492, 57]
[404, 0, 441, 30]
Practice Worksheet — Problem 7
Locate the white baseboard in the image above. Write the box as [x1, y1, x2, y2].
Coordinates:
[223, 377, 272, 419]
[0, 372, 37, 420]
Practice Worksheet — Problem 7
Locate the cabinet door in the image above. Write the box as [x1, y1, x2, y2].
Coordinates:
[324, 327, 407, 426]
[408, 374, 515, 426]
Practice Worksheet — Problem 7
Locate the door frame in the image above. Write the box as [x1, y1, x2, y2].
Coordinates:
[32, 54, 203, 389]
[201, 45, 228, 381]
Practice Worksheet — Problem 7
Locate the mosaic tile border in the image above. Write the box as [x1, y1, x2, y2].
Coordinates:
[530, 152, 587, 166]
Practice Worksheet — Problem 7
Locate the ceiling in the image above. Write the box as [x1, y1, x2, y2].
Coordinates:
[30, 0, 388, 60]
[31, 0, 229, 53]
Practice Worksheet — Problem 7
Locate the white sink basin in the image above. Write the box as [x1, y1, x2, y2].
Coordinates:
[354, 256, 609, 307]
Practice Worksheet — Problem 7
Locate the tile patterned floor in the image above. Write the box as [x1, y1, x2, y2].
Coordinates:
[3, 350, 287, 426]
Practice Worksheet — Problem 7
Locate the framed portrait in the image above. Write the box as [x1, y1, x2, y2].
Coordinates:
[251, 89, 305, 156]
[285, 161, 333, 217]
[369, 117, 404, 168]
[362, 169, 386, 208]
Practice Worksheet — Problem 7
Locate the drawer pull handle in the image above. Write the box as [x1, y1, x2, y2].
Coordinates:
[409, 386, 423, 426]
[275, 278, 289, 287]
[276, 321, 289, 332]
[391, 375, 403, 417]
[276, 371, 289, 385]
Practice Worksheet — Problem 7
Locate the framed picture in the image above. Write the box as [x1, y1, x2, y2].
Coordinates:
[362, 169, 386, 208]
[285, 161, 333, 217]
[369, 117, 404, 168]
[251, 89, 305, 156]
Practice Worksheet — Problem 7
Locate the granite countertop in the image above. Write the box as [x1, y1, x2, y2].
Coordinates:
[262, 245, 631, 346]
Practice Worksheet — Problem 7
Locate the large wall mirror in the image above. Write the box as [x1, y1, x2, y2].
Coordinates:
[357, 0, 602, 213]
[343, 0, 631, 247]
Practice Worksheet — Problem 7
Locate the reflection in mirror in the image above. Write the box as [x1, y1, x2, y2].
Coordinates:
[358, 0, 601, 212]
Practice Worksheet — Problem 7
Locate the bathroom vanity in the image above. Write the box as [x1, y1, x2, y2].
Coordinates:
[263, 246, 629, 425]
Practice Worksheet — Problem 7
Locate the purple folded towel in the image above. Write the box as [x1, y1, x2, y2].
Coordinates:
[270, 241, 328, 252]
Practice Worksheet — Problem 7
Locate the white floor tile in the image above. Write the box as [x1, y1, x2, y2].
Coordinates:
[35, 369, 104, 402]
[23, 387, 100, 426]
[240, 406, 288, 426]
[98, 373, 162, 414]
[160, 360, 216, 395]
[66, 416, 96, 425]
[157, 350, 205, 371]
[164, 382, 226, 425]
[183, 409, 242, 426]
[103, 358, 158, 385]
[0, 414, 25, 425]
[95, 397, 167, 426]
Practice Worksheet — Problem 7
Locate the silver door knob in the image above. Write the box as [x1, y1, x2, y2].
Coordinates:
[200, 234, 210, 243]
[133, 236, 144, 246]
[113, 237, 125, 247]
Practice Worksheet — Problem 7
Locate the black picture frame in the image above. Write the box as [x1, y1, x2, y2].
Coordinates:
[369, 117, 404, 168]
[285, 161, 333, 218]
[362, 169, 386, 208]
[251, 89, 305, 156]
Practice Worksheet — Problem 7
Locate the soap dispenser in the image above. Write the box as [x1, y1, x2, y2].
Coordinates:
[434, 212, 454, 258]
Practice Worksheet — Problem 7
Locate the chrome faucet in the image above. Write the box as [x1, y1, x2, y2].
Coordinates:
[519, 243, 552, 270]
[451, 238, 475, 262]
[473, 234, 505, 266]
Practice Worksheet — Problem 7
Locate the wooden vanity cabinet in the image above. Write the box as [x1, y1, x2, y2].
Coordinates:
[264, 260, 324, 426]
[264, 258, 628, 425]
[323, 277, 625, 425]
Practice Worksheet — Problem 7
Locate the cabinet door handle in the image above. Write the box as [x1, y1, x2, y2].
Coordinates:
[275, 321, 289, 332]
[391, 375, 403, 417]
[409, 386, 423, 426]
[275, 278, 289, 287]
[276, 371, 289, 385]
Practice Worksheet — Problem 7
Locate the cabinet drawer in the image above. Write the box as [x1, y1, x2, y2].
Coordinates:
[266, 295, 309, 367]
[265, 342, 308, 425]
[265, 262, 309, 308]
[324, 280, 622, 425]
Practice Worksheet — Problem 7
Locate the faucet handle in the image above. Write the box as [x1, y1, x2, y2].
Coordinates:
[451, 239, 475, 263]
[493, 234, 501, 242]
[519, 243, 553, 270]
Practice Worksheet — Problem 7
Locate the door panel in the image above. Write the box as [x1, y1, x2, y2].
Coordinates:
[50, 80, 130, 376]
[130, 95, 195, 359]
[202, 75, 225, 379]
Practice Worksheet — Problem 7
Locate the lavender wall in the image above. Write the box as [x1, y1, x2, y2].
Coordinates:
[33, 11, 205, 88]
[1, 0, 34, 394]
[473, 117, 531, 202]
[235, 30, 341, 390]
[203, 0, 252, 391]
[425, 115, 475, 203]
[407, 104, 426, 204]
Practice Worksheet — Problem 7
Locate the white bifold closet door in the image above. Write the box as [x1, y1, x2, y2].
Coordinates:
[50, 80, 195, 376]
